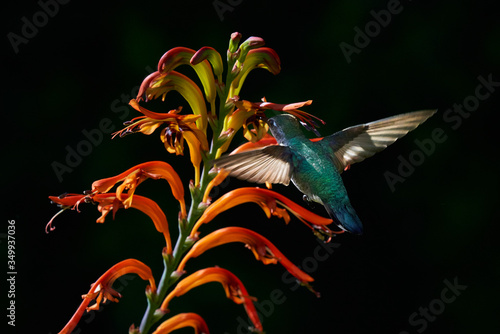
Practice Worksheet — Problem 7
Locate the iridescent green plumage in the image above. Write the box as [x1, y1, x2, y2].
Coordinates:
[214, 110, 436, 234]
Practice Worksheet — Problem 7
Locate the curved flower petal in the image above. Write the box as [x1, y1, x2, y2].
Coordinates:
[116, 104, 208, 187]
[230, 47, 281, 97]
[258, 98, 325, 129]
[91, 161, 186, 218]
[160, 267, 262, 332]
[129, 99, 198, 121]
[191, 187, 334, 238]
[235, 36, 265, 64]
[48, 193, 87, 209]
[137, 71, 162, 102]
[230, 133, 278, 154]
[230, 133, 322, 154]
[155, 47, 216, 106]
[137, 71, 208, 133]
[151, 313, 210, 334]
[242, 117, 269, 143]
[183, 130, 204, 184]
[202, 169, 230, 204]
[58, 259, 155, 334]
[48, 193, 173, 253]
[178, 227, 314, 286]
[94, 193, 172, 253]
[159, 122, 208, 187]
[191, 46, 224, 82]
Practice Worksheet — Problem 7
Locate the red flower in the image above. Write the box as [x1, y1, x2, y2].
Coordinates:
[58, 259, 155, 334]
[90, 161, 186, 217]
[160, 267, 262, 332]
[113, 103, 208, 186]
[178, 226, 315, 288]
[193, 187, 337, 239]
[48, 192, 173, 254]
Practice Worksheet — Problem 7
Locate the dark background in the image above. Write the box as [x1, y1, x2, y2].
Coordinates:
[3, 0, 499, 333]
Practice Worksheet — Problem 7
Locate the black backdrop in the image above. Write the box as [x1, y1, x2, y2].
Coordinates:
[3, 0, 500, 333]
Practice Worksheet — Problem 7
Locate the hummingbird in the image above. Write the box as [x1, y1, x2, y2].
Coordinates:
[213, 110, 436, 234]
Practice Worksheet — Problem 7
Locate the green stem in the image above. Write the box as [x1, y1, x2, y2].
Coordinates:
[137, 59, 232, 334]
[138, 126, 226, 334]
[138, 193, 201, 333]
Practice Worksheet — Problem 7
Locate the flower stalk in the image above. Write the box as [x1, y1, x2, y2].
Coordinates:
[48, 32, 337, 334]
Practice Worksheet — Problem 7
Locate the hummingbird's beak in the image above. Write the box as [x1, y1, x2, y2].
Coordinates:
[299, 120, 321, 137]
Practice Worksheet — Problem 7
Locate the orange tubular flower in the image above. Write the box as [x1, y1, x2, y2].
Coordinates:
[114, 99, 203, 138]
[230, 47, 281, 97]
[191, 187, 335, 238]
[58, 259, 156, 334]
[48, 193, 173, 254]
[230, 133, 278, 154]
[218, 97, 325, 155]
[135, 71, 208, 133]
[91, 160, 187, 218]
[247, 98, 325, 129]
[178, 227, 314, 286]
[151, 313, 210, 334]
[113, 102, 208, 187]
[202, 168, 230, 204]
[160, 267, 262, 332]
[155, 46, 217, 109]
[230, 133, 323, 154]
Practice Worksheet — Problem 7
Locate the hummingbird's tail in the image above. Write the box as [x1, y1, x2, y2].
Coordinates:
[324, 200, 363, 235]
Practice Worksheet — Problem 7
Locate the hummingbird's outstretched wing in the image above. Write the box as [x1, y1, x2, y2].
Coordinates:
[320, 110, 437, 172]
[213, 145, 294, 185]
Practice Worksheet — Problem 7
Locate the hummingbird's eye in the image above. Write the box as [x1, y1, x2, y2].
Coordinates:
[267, 119, 275, 127]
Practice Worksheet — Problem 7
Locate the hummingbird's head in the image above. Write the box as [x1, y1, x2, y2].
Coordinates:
[267, 114, 303, 144]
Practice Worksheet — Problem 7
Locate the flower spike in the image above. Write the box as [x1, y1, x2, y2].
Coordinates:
[58, 259, 155, 334]
[160, 267, 262, 332]
[49, 32, 332, 333]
